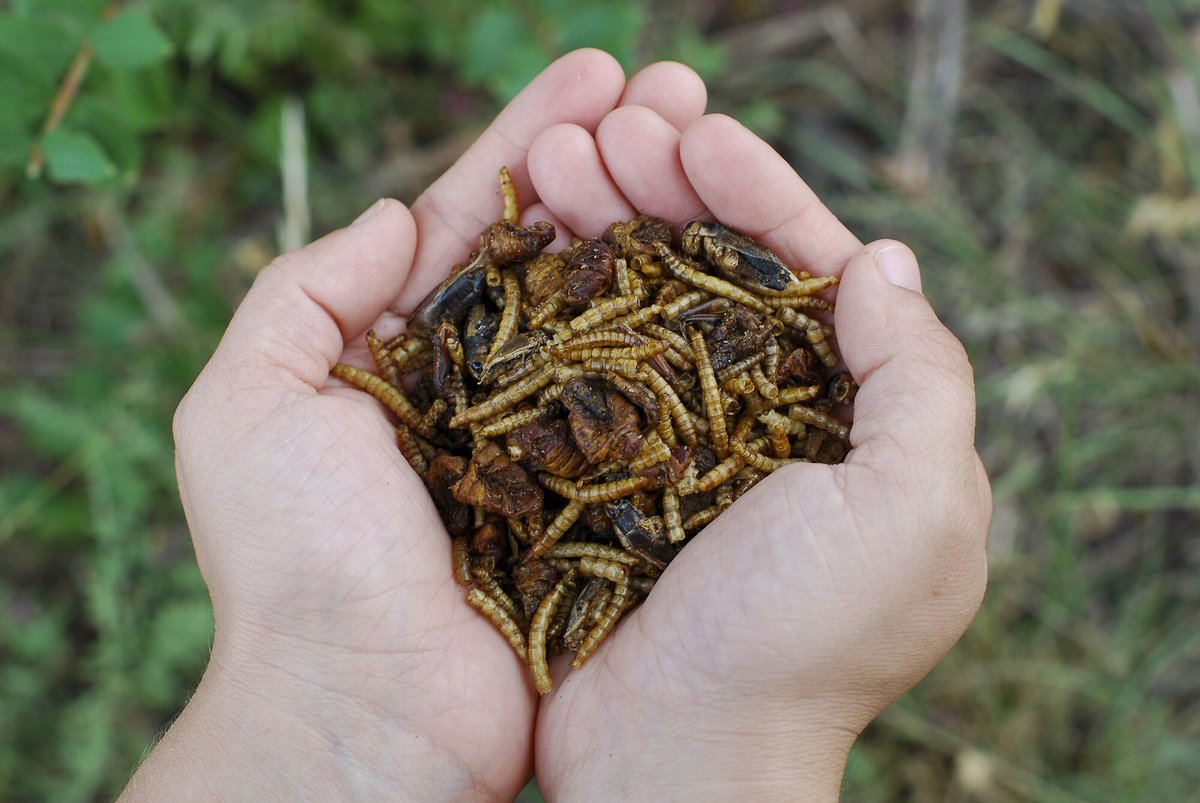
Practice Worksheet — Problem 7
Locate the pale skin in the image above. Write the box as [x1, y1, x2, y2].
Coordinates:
[122, 49, 990, 802]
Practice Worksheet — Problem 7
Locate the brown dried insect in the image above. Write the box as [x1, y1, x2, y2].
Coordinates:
[334, 166, 853, 692]
[681, 220, 800, 291]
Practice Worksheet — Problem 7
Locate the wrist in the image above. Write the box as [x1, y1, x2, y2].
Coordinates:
[539, 687, 863, 801]
[121, 621, 482, 801]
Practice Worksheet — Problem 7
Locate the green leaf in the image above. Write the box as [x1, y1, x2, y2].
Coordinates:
[91, 10, 173, 71]
[40, 128, 116, 183]
[461, 7, 529, 87]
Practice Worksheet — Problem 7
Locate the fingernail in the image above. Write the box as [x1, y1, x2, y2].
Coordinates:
[874, 244, 923, 294]
[350, 199, 386, 228]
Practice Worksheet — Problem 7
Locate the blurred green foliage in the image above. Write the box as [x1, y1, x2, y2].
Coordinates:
[2, 0, 1198, 800]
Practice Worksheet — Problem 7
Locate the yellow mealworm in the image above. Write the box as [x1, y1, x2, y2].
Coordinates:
[331, 363, 432, 437]
[786, 405, 851, 440]
[467, 588, 527, 662]
[572, 581, 633, 669]
[528, 499, 586, 558]
[539, 473, 653, 504]
[485, 263, 503, 288]
[484, 272, 522, 367]
[767, 417, 791, 458]
[688, 327, 728, 455]
[451, 536, 472, 586]
[450, 364, 555, 427]
[530, 569, 577, 694]
[659, 290, 710, 322]
[478, 404, 555, 438]
[682, 504, 722, 531]
[641, 367, 696, 446]
[775, 385, 822, 405]
[749, 363, 779, 400]
[548, 328, 647, 356]
[527, 290, 567, 330]
[475, 572, 525, 628]
[656, 243, 770, 313]
[662, 487, 684, 543]
[641, 323, 695, 361]
[768, 274, 838, 296]
[629, 430, 672, 473]
[542, 542, 639, 565]
[557, 342, 665, 363]
[723, 373, 756, 397]
[715, 351, 767, 384]
[366, 329, 401, 387]
[730, 437, 806, 473]
[560, 293, 643, 338]
[396, 425, 429, 476]
[578, 556, 631, 585]
[499, 166, 519, 224]
[697, 452, 747, 493]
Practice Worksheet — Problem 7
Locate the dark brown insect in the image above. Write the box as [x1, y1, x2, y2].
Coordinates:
[681, 220, 799, 291]
[562, 238, 616, 305]
[451, 442, 543, 518]
[558, 378, 644, 465]
[333, 166, 853, 692]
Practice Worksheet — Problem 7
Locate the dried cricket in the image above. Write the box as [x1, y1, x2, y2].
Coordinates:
[332, 168, 854, 693]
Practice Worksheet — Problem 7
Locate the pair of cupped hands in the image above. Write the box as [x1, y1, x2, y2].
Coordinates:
[123, 51, 990, 801]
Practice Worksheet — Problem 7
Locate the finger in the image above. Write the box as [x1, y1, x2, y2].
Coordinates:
[836, 241, 979, 496]
[528, 123, 636, 238]
[679, 114, 862, 275]
[619, 61, 707, 130]
[207, 199, 417, 394]
[597, 105, 707, 226]
[399, 49, 626, 312]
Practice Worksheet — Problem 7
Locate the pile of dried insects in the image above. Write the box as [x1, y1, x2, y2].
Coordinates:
[332, 168, 856, 693]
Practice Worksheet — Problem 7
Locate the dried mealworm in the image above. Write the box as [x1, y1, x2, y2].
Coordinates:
[662, 487, 685, 543]
[331, 363, 432, 437]
[483, 272, 523, 368]
[527, 290, 567, 330]
[656, 244, 770, 313]
[629, 430, 672, 473]
[467, 588, 527, 662]
[366, 329, 401, 387]
[499, 166, 519, 224]
[689, 327, 729, 455]
[528, 499, 586, 558]
[786, 405, 851, 440]
[450, 364, 556, 427]
[530, 569, 577, 694]
[682, 504, 722, 531]
[659, 289, 710, 321]
[478, 404, 555, 439]
[539, 473, 653, 505]
[396, 425, 429, 476]
[697, 452, 747, 493]
[542, 542, 639, 566]
[578, 555, 632, 585]
[775, 385, 822, 405]
[749, 363, 779, 400]
[560, 293, 644, 339]
[572, 580, 633, 669]
[640, 367, 696, 447]
[451, 536, 472, 586]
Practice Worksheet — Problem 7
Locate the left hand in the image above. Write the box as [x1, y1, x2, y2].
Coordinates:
[122, 50, 709, 801]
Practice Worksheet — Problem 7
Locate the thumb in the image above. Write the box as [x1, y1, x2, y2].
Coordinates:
[206, 199, 417, 396]
[835, 241, 979, 500]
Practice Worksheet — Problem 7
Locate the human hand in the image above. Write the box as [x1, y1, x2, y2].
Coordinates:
[123, 50, 708, 801]
[523, 107, 992, 798]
